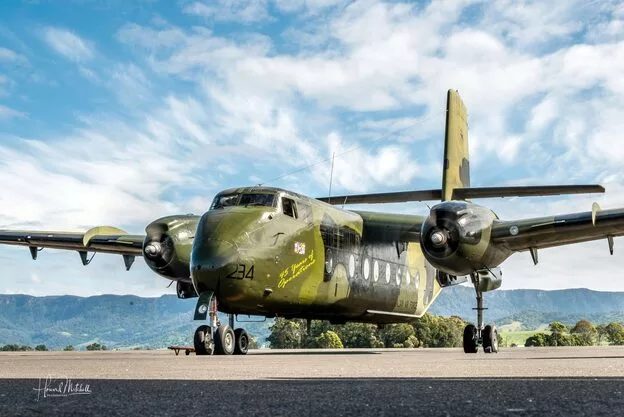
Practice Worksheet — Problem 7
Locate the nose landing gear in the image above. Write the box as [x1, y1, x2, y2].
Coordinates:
[193, 292, 250, 356]
[463, 273, 499, 354]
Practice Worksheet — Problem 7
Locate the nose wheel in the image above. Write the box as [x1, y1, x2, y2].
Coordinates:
[463, 273, 499, 354]
[192, 294, 249, 356]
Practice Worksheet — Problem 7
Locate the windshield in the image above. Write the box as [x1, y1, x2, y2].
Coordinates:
[210, 193, 276, 210]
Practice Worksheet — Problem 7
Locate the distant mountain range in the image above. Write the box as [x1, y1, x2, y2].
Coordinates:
[2, 286, 624, 349]
[429, 286, 624, 323]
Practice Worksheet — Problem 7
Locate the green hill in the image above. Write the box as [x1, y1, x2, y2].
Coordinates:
[2, 286, 624, 349]
[0, 294, 270, 350]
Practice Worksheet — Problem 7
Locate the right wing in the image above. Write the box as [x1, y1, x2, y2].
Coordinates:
[491, 206, 624, 254]
[0, 226, 145, 269]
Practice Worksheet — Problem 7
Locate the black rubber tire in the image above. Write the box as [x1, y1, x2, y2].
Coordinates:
[463, 324, 478, 353]
[214, 324, 235, 355]
[193, 325, 214, 356]
[482, 324, 499, 353]
[234, 328, 249, 355]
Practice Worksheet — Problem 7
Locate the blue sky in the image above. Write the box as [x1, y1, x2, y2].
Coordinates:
[1, 0, 624, 296]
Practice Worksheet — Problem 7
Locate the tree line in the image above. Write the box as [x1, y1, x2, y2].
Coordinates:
[268, 315, 624, 349]
[267, 313, 480, 349]
[0, 342, 108, 352]
[524, 320, 624, 347]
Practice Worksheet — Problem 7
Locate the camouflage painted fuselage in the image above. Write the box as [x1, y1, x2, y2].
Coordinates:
[190, 187, 442, 324]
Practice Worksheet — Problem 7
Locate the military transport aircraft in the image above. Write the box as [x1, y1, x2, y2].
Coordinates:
[1, 90, 623, 355]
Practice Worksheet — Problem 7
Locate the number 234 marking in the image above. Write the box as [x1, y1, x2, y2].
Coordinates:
[227, 264, 254, 280]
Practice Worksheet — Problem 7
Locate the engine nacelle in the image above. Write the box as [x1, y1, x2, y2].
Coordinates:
[435, 271, 469, 287]
[475, 267, 503, 292]
[420, 201, 504, 276]
[142, 215, 201, 281]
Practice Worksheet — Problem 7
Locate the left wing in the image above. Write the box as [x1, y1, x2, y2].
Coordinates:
[491, 206, 624, 256]
[0, 226, 145, 270]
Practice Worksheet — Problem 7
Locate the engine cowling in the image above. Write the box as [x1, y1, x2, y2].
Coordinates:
[420, 201, 500, 276]
[142, 215, 200, 280]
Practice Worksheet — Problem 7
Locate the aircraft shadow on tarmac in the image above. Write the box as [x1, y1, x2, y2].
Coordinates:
[4, 377, 624, 417]
[509, 355, 624, 360]
[253, 350, 381, 355]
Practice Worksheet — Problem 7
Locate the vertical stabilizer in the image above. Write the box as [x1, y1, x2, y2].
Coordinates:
[441, 89, 470, 201]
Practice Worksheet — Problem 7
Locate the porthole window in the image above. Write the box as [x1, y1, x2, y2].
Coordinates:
[325, 249, 333, 274]
[396, 268, 401, 285]
[406, 269, 411, 286]
[373, 261, 379, 282]
[348, 254, 355, 278]
[363, 258, 370, 280]
[385, 264, 391, 283]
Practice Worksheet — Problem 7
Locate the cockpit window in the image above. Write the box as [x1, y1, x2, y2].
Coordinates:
[211, 194, 239, 209]
[239, 193, 276, 207]
[282, 197, 298, 218]
[210, 193, 277, 210]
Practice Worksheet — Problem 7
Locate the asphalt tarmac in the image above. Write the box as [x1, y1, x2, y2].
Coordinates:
[1, 347, 623, 416]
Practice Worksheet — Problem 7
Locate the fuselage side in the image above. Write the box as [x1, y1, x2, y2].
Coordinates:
[190, 186, 442, 323]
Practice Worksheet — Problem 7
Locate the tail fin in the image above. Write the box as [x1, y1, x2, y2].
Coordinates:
[316, 89, 604, 206]
[442, 89, 470, 201]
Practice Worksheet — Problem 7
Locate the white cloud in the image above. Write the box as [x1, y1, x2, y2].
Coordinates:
[184, 0, 271, 23]
[0, 75, 7, 95]
[2, 0, 624, 295]
[41, 27, 95, 62]
[0, 104, 24, 119]
[273, 0, 349, 13]
[110, 63, 152, 105]
[116, 23, 187, 51]
[0, 47, 20, 62]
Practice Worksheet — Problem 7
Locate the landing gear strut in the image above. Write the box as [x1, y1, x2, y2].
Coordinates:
[463, 273, 499, 354]
[193, 294, 250, 356]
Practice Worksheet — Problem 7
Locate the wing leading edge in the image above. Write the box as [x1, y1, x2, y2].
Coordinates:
[0, 226, 145, 269]
[491, 207, 624, 255]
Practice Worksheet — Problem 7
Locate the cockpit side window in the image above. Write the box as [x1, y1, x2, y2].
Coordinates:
[297, 202, 312, 224]
[211, 194, 239, 209]
[282, 197, 298, 218]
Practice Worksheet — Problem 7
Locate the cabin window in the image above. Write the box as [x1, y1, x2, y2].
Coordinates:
[297, 202, 312, 224]
[282, 197, 298, 218]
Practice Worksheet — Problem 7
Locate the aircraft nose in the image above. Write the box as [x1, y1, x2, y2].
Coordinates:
[190, 239, 239, 293]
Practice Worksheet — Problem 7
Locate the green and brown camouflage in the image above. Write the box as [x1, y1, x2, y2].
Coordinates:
[190, 186, 441, 323]
[1, 88, 624, 334]
[442, 89, 470, 201]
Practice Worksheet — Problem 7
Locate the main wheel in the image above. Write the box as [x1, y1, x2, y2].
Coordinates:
[482, 324, 499, 353]
[463, 324, 478, 353]
[234, 328, 249, 355]
[193, 325, 214, 355]
[213, 324, 235, 355]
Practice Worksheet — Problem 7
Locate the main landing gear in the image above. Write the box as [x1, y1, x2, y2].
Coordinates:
[193, 295, 249, 356]
[463, 273, 499, 354]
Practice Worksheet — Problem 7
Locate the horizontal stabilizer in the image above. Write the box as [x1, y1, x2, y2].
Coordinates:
[317, 185, 604, 205]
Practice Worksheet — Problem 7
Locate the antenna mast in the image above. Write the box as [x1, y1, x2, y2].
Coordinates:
[328, 152, 335, 205]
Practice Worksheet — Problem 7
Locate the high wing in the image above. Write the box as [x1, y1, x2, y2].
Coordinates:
[356, 211, 425, 242]
[491, 206, 624, 255]
[0, 226, 145, 269]
[317, 185, 605, 205]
